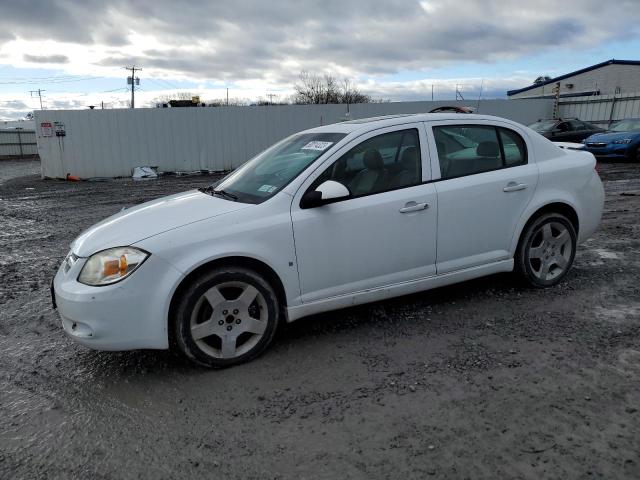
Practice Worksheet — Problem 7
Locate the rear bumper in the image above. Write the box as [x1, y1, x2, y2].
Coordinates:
[576, 171, 604, 244]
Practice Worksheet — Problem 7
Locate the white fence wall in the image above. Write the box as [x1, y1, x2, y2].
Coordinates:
[35, 99, 552, 179]
[0, 129, 37, 158]
[558, 92, 640, 127]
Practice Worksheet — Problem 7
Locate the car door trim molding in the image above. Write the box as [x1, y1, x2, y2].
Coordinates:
[286, 258, 514, 321]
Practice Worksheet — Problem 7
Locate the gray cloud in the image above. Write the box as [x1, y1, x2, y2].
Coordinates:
[3, 0, 639, 82]
[1, 100, 29, 109]
[23, 54, 69, 64]
[1, 0, 639, 119]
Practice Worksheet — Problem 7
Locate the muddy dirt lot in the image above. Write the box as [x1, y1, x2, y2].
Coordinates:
[1, 159, 639, 480]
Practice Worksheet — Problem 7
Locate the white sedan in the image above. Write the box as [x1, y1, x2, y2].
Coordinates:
[53, 113, 604, 367]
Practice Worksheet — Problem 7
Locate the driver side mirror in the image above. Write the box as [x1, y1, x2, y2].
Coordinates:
[300, 180, 350, 209]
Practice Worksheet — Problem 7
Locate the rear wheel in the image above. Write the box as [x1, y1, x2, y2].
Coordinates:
[173, 267, 281, 368]
[516, 213, 577, 288]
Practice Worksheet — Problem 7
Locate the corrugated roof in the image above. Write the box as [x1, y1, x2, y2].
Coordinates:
[507, 59, 640, 96]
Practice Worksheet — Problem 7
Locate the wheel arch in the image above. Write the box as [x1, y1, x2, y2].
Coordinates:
[167, 255, 288, 349]
[514, 201, 579, 253]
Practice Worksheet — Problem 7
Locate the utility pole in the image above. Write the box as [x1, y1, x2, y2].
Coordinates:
[431, 84, 434, 101]
[29, 89, 45, 109]
[226, 88, 229, 106]
[266, 93, 276, 105]
[125, 65, 141, 108]
[476, 79, 484, 112]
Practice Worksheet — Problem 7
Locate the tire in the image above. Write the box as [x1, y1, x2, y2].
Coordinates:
[629, 145, 640, 163]
[173, 267, 281, 368]
[515, 213, 577, 288]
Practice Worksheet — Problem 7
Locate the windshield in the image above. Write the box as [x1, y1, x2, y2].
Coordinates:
[609, 119, 640, 132]
[209, 132, 347, 204]
[528, 120, 557, 133]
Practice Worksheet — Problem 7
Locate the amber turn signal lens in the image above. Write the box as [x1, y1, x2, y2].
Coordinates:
[103, 259, 120, 277]
[103, 255, 128, 277]
[119, 254, 127, 275]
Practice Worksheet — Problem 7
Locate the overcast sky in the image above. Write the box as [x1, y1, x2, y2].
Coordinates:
[1, 0, 639, 120]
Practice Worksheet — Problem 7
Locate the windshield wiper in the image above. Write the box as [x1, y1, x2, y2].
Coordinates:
[212, 189, 239, 201]
[198, 186, 239, 201]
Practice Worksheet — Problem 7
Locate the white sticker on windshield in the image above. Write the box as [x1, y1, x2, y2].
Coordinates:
[258, 184, 278, 193]
[301, 141, 333, 151]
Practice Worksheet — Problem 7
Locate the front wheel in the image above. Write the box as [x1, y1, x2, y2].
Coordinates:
[173, 267, 281, 368]
[515, 213, 577, 288]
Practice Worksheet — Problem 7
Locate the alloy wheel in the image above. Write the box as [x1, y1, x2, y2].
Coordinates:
[189, 281, 268, 359]
[527, 221, 573, 282]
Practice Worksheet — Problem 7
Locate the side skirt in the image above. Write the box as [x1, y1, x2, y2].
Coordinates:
[285, 259, 514, 322]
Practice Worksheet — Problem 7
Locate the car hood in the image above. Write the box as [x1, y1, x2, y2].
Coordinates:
[586, 131, 640, 143]
[71, 190, 251, 257]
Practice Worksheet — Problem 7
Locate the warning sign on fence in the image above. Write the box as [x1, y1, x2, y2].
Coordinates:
[41, 122, 53, 137]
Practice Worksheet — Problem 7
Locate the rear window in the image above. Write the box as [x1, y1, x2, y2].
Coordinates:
[528, 120, 556, 133]
[434, 125, 527, 179]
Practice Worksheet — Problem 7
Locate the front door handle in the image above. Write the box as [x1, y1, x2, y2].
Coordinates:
[399, 201, 429, 213]
[503, 182, 528, 192]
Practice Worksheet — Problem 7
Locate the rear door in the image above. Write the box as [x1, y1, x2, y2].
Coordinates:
[427, 121, 538, 274]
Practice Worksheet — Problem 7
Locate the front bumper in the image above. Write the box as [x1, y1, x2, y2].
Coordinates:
[53, 252, 184, 351]
[585, 144, 630, 159]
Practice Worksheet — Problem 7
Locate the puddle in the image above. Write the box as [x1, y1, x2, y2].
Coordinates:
[591, 248, 622, 260]
[617, 349, 640, 374]
[594, 304, 640, 323]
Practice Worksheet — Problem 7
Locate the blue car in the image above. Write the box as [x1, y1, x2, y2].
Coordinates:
[584, 118, 640, 161]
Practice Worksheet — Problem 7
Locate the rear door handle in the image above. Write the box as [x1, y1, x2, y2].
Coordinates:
[503, 182, 528, 192]
[399, 201, 429, 213]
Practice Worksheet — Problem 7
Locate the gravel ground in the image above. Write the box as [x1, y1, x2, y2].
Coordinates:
[1, 159, 639, 480]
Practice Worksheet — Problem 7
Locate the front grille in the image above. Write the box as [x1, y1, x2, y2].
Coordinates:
[586, 142, 607, 148]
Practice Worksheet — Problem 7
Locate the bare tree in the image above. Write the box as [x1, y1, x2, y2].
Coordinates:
[293, 71, 371, 104]
[340, 78, 371, 104]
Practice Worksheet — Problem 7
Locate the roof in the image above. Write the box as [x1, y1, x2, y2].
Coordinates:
[305, 113, 509, 134]
[507, 59, 640, 96]
[341, 113, 417, 124]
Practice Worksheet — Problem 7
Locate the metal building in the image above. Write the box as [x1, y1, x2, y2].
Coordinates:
[507, 59, 640, 100]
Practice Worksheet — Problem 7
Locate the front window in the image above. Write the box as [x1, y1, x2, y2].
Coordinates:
[209, 132, 346, 203]
[314, 128, 422, 198]
[609, 119, 640, 132]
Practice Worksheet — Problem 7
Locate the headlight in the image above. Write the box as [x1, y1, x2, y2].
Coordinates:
[612, 138, 632, 144]
[78, 247, 149, 286]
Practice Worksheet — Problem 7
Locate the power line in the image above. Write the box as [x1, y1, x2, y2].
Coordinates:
[0, 76, 104, 85]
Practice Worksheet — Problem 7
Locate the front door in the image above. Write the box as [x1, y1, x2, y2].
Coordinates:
[290, 125, 438, 303]
[429, 122, 538, 274]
